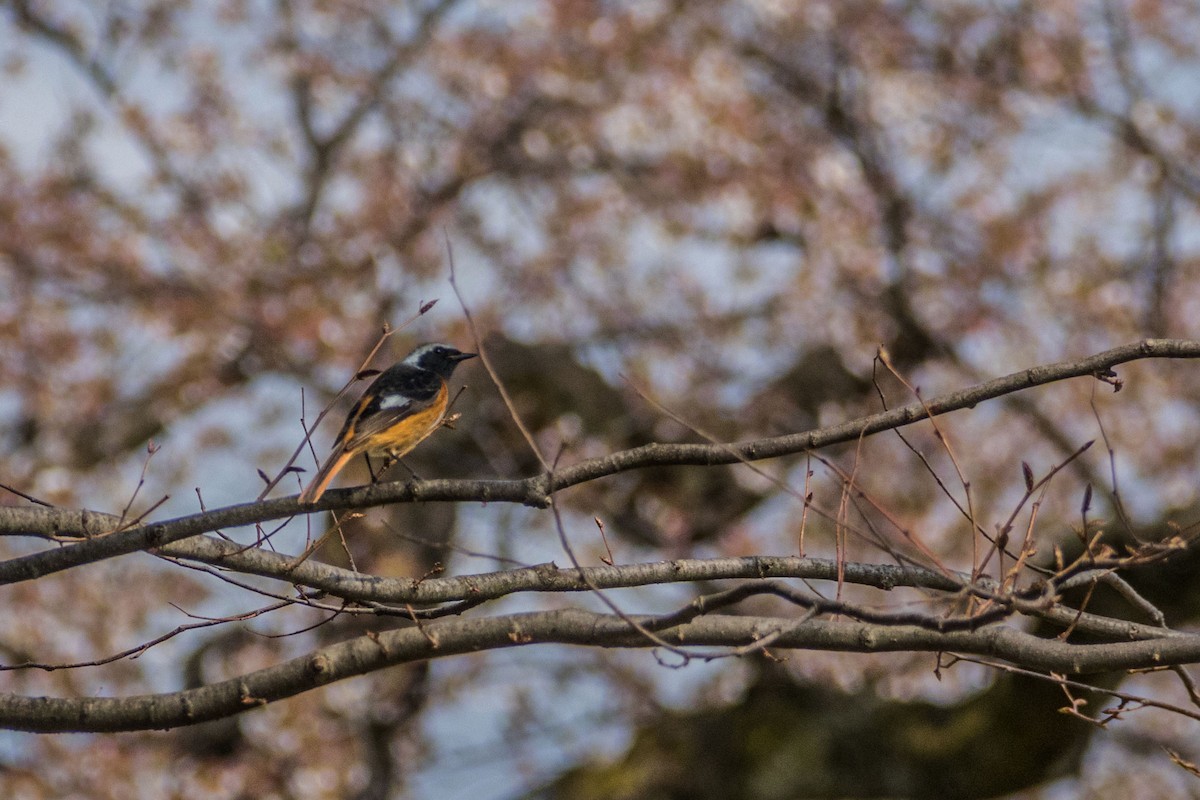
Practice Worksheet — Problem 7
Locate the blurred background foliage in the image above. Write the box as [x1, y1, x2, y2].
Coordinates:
[3, 1, 1200, 798]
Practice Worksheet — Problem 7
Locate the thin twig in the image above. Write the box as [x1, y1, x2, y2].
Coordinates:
[952, 654, 1200, 723]
[445, 235, 549, 471]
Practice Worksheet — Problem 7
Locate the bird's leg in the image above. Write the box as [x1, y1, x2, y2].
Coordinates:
[376, 453, 422, 484]
[364, 453, 379, 483]
[396, 457, 422, 483]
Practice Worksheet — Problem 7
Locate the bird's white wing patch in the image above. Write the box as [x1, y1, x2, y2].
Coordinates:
[380, 395, 413, 410]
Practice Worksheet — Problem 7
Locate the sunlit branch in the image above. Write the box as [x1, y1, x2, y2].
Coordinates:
[0, 339, 1198, 584]
[3, 608, 1200, 733]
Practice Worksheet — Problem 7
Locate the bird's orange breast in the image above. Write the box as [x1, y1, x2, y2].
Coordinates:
[365, 382, 449, 458]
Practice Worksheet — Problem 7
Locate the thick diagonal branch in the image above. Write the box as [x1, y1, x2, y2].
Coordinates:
[0, 339, 1197, 584]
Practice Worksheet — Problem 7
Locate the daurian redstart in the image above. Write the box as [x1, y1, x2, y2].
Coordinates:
[299, 343, 476, 504]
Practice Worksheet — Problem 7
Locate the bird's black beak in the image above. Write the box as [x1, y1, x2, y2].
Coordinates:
[452, 351, 478, 362]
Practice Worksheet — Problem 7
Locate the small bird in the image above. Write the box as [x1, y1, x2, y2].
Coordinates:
[299, 343, 477, 504]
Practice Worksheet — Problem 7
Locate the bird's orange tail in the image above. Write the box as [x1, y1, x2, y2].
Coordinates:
[299, 447, 356, 505]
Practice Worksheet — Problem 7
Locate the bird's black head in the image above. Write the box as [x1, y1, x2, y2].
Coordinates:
[404, 343, 477, 378]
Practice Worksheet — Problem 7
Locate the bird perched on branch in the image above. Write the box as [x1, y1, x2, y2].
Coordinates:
[299, 343, 477, 504]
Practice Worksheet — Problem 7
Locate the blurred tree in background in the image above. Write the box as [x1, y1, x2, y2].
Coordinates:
[4, 1, 1200, 798]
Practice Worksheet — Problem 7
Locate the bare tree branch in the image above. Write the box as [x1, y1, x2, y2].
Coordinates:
[4, 607, 1200, 733]
[1, 339, 1197, 585]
